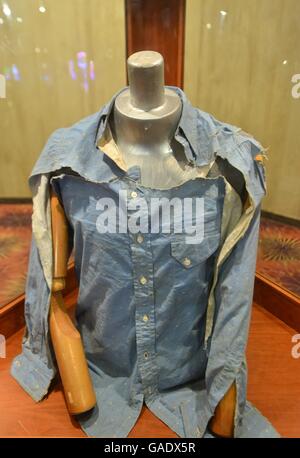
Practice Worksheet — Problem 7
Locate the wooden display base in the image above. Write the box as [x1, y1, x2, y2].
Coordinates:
[1, 267, 300, 437]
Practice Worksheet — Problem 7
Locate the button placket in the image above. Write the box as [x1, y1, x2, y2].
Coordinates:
[127, 187, 159, 399]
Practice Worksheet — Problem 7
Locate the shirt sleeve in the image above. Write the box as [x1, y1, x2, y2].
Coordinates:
[10, 236, 56, 401]
[204, 205, 262, 435]
[10, 174, 73, 402]
[196, 135, 267, 437]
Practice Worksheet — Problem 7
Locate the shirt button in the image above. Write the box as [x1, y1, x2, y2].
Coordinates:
[139, 276, 148, 285]
[130, 191, 138, 198]
[144, 352, 149, 359]
[142, 314, 149, 322]
[183, 257, 191, 267]
[136, 234, 144, 244]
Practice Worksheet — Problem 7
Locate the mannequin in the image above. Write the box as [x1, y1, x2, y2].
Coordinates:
[110, 50, 200, 188]
[49, 50, 236, 436]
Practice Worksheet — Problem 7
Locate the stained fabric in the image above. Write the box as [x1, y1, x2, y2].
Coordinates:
[11, 87, 279, 438]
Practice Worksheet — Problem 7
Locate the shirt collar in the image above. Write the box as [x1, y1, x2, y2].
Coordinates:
[95, 86, 202, 164]
[29, 85, 265, 212]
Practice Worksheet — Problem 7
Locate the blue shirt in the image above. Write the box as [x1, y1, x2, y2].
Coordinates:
[11, 87, 279, 438]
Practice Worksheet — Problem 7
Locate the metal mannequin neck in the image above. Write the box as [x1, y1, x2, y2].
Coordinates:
[111, 51, 182, 164]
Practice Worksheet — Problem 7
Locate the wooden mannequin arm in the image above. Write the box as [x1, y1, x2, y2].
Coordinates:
[50, 189, 69, 292]
[209, 382, 237, 437]
[49, 189, 96, 415]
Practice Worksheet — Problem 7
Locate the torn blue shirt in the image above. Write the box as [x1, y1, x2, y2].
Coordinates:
[11, 87, 279, 438]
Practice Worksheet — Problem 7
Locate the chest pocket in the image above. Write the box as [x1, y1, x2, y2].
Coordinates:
[170, 233, 220, 269]
[169, 190, 222, 269]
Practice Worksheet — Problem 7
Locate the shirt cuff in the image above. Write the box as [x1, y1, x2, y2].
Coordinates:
[10, 348, 55, 402]
[197, 357, 241, 437]
[235, 401, 280, 438]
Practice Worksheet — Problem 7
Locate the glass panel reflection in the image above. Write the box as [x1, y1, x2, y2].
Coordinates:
[0, 0, 126, 197]
[184, 0, 300, 296]
[0, 0, 126, 308]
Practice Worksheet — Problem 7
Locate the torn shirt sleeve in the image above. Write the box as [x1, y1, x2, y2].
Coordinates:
[10, 173, 72, 402]
[197, 135, 268, 436]
[203, 205, 262, 435]
[10, 235, 56, 401]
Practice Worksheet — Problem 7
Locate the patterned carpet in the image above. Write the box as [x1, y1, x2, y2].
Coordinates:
[0, 204, 32, 308]
[257, 216, 300, 297]
[0, 204, 299, 308]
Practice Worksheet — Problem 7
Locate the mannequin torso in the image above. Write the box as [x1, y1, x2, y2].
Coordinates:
[110, 51, 200, 188]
